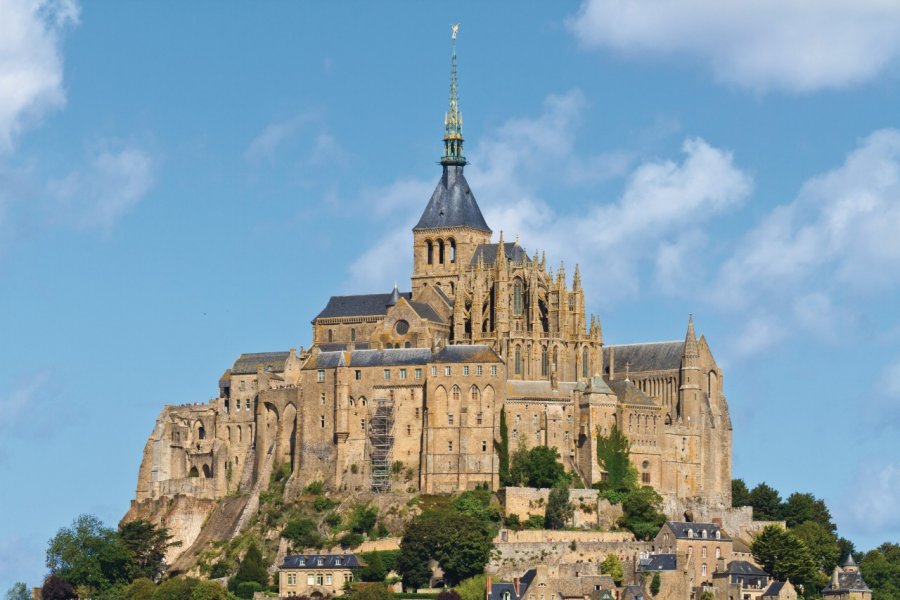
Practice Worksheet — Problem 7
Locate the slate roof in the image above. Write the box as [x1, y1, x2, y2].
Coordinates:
[578, 375, 614, 395]
[409, 301, 445, 323]
[307, 348, 434, 369]
[280, 553, 363, 569]
[414, 165, 491, 232]
[488, 569, 537, 600]
[314, 292, 413, 320]
[640, 554, 677, 571]
[621, 585, 645, 600]
[470, 242, 531, 265]
[665, 521, 730, 540]
[554, 576, 616, 598]
[219, 370, 232, 386]
[603, 341, 684, 374]
[507, 380, 578, 400]
[763, 582, 786, 597]
[823, 570, 871, 594]
[608, 379, 656, 406]
[721, 561, 768, 577]
[432, 344, 502, 363]
[232, 352, 291, 375]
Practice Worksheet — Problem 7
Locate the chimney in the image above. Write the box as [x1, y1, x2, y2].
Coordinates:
[514, 577, 520, 596]
[486, 576, 492, 600]
[609, 347, 616, 379]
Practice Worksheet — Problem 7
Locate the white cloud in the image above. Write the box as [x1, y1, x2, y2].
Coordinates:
[244, 113, 317, 162]
[0, 0, 79, 153]
[567, 0, 900, 92]
[347, 90, 752, 304]
[843, 461, 900, 536]
[47, 144, 155, 231]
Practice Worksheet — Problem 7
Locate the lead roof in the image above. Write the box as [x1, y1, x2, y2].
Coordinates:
[414, 165, 491, 232]
[280, 553, 363, 569]
[665, 521, 730, 540]
[603, 341, 684, 373]
[470, 242, 531, 265]
[314, 292, 413, 320]
[231, 352, 291, 375]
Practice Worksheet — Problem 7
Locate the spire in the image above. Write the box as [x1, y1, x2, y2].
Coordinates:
[684, 314, 699, 361]
[441, 24, 466, 167]
[573, 264, 582, 290]
[387, 283, 401, 307]
[844, 553, 857, 568]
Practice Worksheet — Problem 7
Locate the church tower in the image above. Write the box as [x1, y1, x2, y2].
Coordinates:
[412, 25, 492, 301]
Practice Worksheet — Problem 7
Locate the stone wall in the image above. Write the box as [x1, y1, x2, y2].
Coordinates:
[500, 487, 623, 529]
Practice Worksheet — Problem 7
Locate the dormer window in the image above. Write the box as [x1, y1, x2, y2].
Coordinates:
[702, 529, 708, 539]
[317, 557, 324, 566]
[504, 592, 511, 600]
[335, 557, 342, 565]
[299, 558, 306, 566]
[715, 531, 721, 540]
[687, 528, 694, 538]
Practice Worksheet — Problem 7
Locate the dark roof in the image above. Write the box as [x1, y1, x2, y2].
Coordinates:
[470, 242, 530, 266]
[640, 554, 677, 571]
[414, 165, 491, 232]
[432, 345, 502, 363]
[232, 352, 290, 375]
[621, 585, 645, 600]
[844, 553, 858, 567]
[824, 570, 871, 593]
[409, 301, 445, 323]
[763, 582, 786, 597]
[604, 341, 684, 373]
[488, 569, 537, 600]
[307, 348, 434, 369]
[315, 292, 412, 320]
[280, 554, 362, 569]
[219, 370, 232, 386]
[608, 378, 656, 406]
[665, 521, 730, 540]
[431, 284, 452, 306]
[723, 561, 768, 577]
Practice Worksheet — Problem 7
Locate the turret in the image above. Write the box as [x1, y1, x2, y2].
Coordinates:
[680, 314, 702, 425]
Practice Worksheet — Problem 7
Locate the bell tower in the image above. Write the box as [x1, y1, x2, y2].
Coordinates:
[412, 24, 492, 301]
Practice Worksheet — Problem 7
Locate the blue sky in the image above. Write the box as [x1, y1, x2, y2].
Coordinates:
[2, 0, 900, 590]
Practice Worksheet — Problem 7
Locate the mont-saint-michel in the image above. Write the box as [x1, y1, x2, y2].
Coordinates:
[4, 6, 898, 600]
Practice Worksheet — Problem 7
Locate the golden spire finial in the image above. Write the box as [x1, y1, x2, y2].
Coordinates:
[452, 23, 460, 40]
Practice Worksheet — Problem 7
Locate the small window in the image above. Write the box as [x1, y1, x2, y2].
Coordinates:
[482, 440, 487, 451]
[326, 575, 333, 585]
[317, 370, 325, 382]
[463, 366, 470, 376]
[245, 399, 250, 410]
[400, 368, 407, 380]
[448, 441, 453, 451]
[476, 412, 483, 425]
[317, 557, 324, 566]
[565, 431, 570, 442]
[351, 328, 356, 341]
[320, 392, 326, 405]
[415, 368, 422, 380]
[407, 424, 412, 435]
[308, 575, 315, 585]
[476, 365, 483, 376]
[444, 366, 452, 376]
[355, 370, 362, 380]
[335, 557, 342, 566]
[320, 416, 325, 428]
[431, 366, 437, 376]
[642, 472, 651, 483]
[415, 407, 420, 418]
[512, 428, 518, 438]
[491, 365, 497, 376]
[361, 418, 366, 430]
[383, 369, 391, 380]
[448, 414, 454, 425]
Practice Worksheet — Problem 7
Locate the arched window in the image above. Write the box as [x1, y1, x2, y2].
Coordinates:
[541, 347, 548, 376]
[552, 347, 558, 372]
[227, 426, 231, 442]
[470, 385, 481, 403]
[514, 347, 522, 374]
[188, 466, 199, 478]
[202, 464, 212, 478]
[437, 238, 445, 264]
[451, 385, 461, 403]
[427, 240, 434, 265]
[449, 281, 455, 295]
[582, 347, 589, 378]
[513, 280, 524, 315]
[237, 425, 242, 442]
[449, 238, 456, 263]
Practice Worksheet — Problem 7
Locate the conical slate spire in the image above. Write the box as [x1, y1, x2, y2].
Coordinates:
[441, 24, 465, 167]
[387, 283, 401, 307]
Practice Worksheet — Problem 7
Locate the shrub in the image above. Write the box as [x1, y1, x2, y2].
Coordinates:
[349, 505, 379, 534]
[305, 481, 324, 495]
[235, 582, 263, 599]
[504, 514, 522, 530]
[314, 496, 336, 512]
[325, 512, 342, 528]
[283, 519, 324, 549]
[208, 560, 230, 579]
[650, 573, 661, 596]
[524, 514, 544, 529]
[340, 532, 365, 548]
[392, 461, 404, 474]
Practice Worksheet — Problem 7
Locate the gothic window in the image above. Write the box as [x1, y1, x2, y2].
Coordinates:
[202, 464, 212, 478]
[470, 385, 480, 403]
[541, 347, 548, 376]
[513, 280, 524, 315]
[582, 347, 589, 378]
[514, 347, 522, 374]
[437, 238, 445, 264]
[451, 385, 461, 403]
[198, 426, 206, 440]
[427, 240, 434, 264]
[449, 238, 456, 263]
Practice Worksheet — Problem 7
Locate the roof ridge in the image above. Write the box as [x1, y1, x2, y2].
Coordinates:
[606, 340, 683, 347]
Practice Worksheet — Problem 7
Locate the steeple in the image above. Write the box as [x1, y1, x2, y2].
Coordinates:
[684, 314, 699, 360]
[441, 24, 465, 167]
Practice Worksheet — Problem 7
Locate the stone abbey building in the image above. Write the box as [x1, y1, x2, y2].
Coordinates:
[127, 34, 733, 556]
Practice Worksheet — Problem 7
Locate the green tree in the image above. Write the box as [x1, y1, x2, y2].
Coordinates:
[438, 591, 461, 600]
[732, 479, 751, 507]
[600, 554, 624, 585]
[525, 446, 566, 488]
[792, 520, 840, 572]
[596, 426, 638, 497]
[781, 493, 835, 530]
[189, 580, 228, 600]
[453, 488, 499, 525]
[123, 577, 157, 600]
[350, 583, 393, 600]
[748, 483, 783, 521]
[360, 551, 387, 582]
[619, 487, 666, 540]
[650, 573, 661, 597]
[41, 575, 75, 600]
[509, 440, 530, 487]
[152, 577, 198, 600]
[234, 582, 263, 600]
[860, 543, 900, 600]
[119, 520, 178, 581]
[4, 583, 28, 600]
[282, 518, 323, 549]
[544, 482, 573, 530]
[456, 574, 487, 600]
[495, 408, 510, 486]
[46, 514, 132, 591]
[229, 542, 268, 592]
[751, 525, 820, 588]
[349, 505, 379, 535]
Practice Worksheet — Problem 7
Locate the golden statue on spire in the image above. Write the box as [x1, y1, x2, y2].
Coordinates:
[451, 23, 459, 40]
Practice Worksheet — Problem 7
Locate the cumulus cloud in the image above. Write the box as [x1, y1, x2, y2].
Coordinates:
[347, 90, 752, 303]
[47, 144, 155, 231]
[244, 113, 321, 163]
[0, 0, 79, 153]
[567, 0, 900, 92]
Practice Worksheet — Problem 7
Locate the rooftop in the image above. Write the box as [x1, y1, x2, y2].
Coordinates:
[414, 165, 491, 233]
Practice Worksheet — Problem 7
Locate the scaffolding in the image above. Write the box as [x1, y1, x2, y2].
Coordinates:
[368, 398, 395, 493]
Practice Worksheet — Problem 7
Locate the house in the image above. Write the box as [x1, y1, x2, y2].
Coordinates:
[712, 560, 770, 600]
[822, 554, 872, 600]
[762, 580, 798, 600]
[654, 522, 732, 585]
[278, 553, 363, 597]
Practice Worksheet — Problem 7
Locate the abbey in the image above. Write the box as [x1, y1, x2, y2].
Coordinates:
[127, 36, 732, 559]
